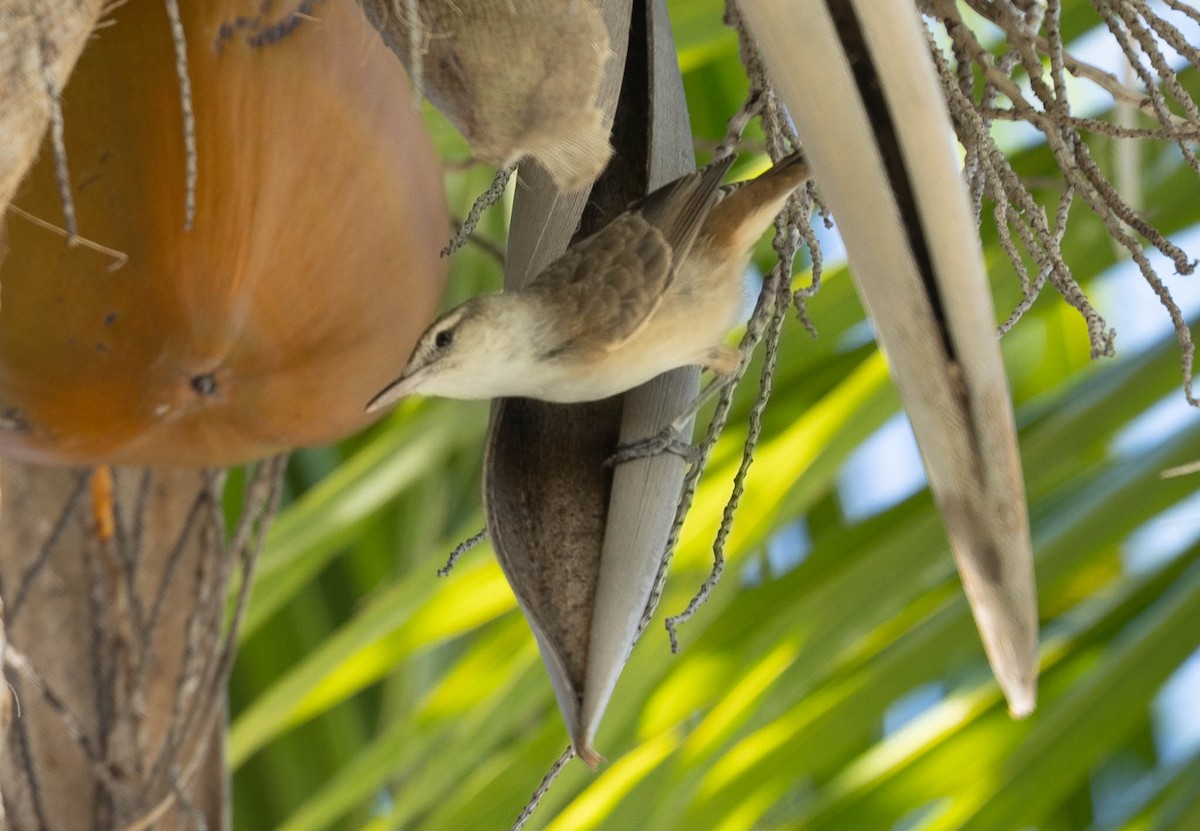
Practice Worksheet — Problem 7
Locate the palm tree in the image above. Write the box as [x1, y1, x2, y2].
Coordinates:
[3, 1, 1197, 829]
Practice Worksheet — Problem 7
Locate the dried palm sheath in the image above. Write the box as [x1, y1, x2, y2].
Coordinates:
[484, 0, 702, 765]
[738, 0, 1038, 716]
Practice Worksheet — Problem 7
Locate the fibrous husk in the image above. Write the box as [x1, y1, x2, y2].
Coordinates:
[0, 1, 104, 222]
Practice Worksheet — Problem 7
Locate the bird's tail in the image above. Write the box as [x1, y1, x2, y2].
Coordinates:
[705, 150, 811, 253]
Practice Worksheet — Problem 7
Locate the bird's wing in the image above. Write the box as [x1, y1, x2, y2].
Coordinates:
[525, 214, 673, 356]
[525, 155, 736, 357]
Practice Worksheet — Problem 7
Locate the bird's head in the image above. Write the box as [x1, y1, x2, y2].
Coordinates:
[366, 294, 533, 410]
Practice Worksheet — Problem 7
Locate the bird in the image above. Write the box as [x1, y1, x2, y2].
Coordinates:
[356, 0, 613, 193]
[366, 151, 811, 412]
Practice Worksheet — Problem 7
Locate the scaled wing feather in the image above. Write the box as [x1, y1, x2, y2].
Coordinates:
[523, 155, 736, 356]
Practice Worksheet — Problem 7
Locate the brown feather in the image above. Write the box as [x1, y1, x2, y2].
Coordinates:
[523, 155, 736, 356]
[703, 150, 810, 254]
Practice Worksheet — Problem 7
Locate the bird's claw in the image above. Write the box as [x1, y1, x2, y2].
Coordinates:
[605, 426, 699, 468]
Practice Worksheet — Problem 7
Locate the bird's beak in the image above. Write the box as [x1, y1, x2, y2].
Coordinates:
[365, 368, 424, 413]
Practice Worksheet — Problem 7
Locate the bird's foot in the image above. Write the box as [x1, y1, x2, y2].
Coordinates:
[605, 425, 699, 468]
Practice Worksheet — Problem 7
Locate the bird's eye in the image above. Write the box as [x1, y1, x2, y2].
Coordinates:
[435, 329, 453, 349]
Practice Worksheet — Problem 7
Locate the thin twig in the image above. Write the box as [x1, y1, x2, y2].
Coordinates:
[150, 457, 286, 796]
[666, 228, 798, 649]
[449, 218, 506, 266]
[83, 505, 117, 786]
[10, 473, 90, 620]
[958, 0, 1191, 127]
[163, 0, 197, 230]
[136, 491, 208, 689]
[35, 23, 78, 240]
[120, 790, 175, 831]
[443, 164, 516, 257]
[4, 646, 122, 791]
[172, 767, 208, 831]
[439, 527, 487, 577]
[636, 0, 813, 645]
[6, 205, 129, 270]
[8, 679, 52, 830]
[508, 745, 575, 831]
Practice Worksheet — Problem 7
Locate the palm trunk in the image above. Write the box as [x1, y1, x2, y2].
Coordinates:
[0, 459, 283, 829]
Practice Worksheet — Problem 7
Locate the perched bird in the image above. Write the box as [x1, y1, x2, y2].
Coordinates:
[366, 152, 811, 411]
